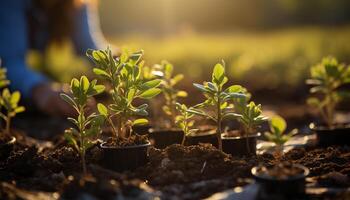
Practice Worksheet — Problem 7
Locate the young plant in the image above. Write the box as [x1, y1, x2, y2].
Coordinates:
[175, 103, 198, 145]
[86, 47, 161, 139]
[60, 76, 105, 175]
[152, 61, 188, 128]
[265, 115, 294, 158]
[0, 68, 25, 134]
[306, 57, 350, 128]
[190, 61, 247, 150]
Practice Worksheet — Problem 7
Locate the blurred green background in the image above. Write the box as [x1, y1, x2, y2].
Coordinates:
[30, 0, 350, 99]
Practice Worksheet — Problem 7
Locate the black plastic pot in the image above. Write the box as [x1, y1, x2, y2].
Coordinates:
[148, 129, 184, 149]
[132, 125, 153, 135]
[311, 124, 350, 146]
[185, 131, 218, 148]
[251, 164, 309, 200]
[222, 132, 260, 157]
[99, 142, 151, 172]
[0, 136, 16, 160]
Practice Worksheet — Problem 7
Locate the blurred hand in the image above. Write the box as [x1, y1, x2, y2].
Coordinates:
[31, 82, 83, 117]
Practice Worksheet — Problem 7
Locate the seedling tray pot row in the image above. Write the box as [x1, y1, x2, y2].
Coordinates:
[99, 142, 151, 172]
[222, 133, 260, 157]
[148, 129, 184, 149]
[312, 124, 350, 147]
[184, 132, 218, 148]
[251, 164, 309, 200]
[0, 136, 16, 159]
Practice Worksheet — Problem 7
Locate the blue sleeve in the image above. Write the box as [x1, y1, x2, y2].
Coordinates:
[0, 0, 48, 98]
[72, 3, 108, 55]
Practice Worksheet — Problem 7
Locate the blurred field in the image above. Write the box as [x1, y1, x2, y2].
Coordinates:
[110, 26, 350, 91]
[28, 26, 350, 93]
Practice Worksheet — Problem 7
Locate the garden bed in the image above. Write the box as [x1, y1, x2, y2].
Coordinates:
[0, 129, 349, 200]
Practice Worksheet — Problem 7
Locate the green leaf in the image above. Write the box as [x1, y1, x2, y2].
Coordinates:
[212, 63, 225, 83]
[14, 106, 25, 113]
[228, 85, 244, 93]
[93, 85, 105, 94]
[80, 76, 90, 94]
[10, 91, 20, 105]
[139, 88, 162, 99]
[93, 68, 110, 78]
[133, 118, 149, 126]
[270, 115, 286, 134]
[97, 103, 108, 117]
[193, 83, 209, 93]
[60, 93, 77, 108]
[141, 79, 161, 90]
[177, 90, 188, 97]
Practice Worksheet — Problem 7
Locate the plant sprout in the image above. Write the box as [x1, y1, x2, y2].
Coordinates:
[189, 61, 247, 150]
[86, 47, 161, 139]
[265, 115, 295, 157]
[61, 76, 105, 175]
[175, 103, 198, 145]
[152, 61, 188, 128]
[306, 57, 350, 128]
[0, 67, 25, 134]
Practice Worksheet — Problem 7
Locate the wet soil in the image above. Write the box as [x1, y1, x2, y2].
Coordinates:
[104, 134, 149, 147]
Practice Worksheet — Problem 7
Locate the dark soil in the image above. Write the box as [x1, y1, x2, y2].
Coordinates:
[104, 134, 149, 147]
[254, 162, 306, 179]
[0, 129, 349, 200]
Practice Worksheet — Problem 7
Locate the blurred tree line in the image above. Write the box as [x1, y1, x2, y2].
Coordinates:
[99, 0, 350, 35]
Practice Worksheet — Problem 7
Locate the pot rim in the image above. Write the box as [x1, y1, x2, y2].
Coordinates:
[0, 136, 16, 146]
[310, 123, 350, 131]
[186, 131, 217, 137]
[221, 132, 261, 139]
[251, 164, 309, 181]
[148, 128, 183, 133]
[100, 141, 151, 149]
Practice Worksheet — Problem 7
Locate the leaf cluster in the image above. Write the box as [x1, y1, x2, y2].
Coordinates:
[190, 62, 247, 123]
[306, 57, 350, 127]
[152, 61, 188, 124]
[175, 103, 198, 139]
[265, 115, 294, 146]
[61, 76, 105, 161]
[87, 48, 161, 137]
[0, 67, 25, 133]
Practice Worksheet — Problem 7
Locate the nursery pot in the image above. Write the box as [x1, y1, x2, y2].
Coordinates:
[311, 124, 350, 146]
[222, 132, 260, 157]
[185, 131, 218, 148]
[99, 142, 151, 172]
[132, 125, 153, 135]
[148, 128, 184, 149]
[0, 136, 16, 159]
[251, 164, 309, 200]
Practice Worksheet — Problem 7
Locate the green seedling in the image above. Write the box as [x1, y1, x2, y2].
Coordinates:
[152, 61, 188, 128]
[60, 76, 105, 175]
[86, 47, 161, 139]
[175, 103, 198, 145]
[0, 68, 25, 134]
[306, 57, 350, 128]
[189, 61, 247, 150]
[265, 115, 295, 157]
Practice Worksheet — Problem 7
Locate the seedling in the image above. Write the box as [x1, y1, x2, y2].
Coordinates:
[61, 76, 105, 175]
[0, 68, 25, 134]
[86, 48, 161, 139]
[190, 61, 247, 150]
[175, 103, 198, 145]
[265, 115, 295, 158]
[152, 61, 188, 128]
[306, 57, 350, 128]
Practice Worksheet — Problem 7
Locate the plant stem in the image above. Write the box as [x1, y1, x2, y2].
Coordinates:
[108, 116, 118, 138]
[81, 149, 87, 175]
[5, 115, 10, 134]
[217, 90, 222, 151]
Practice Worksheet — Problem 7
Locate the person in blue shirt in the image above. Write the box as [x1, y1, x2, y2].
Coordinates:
[0, 0, 114, 116]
